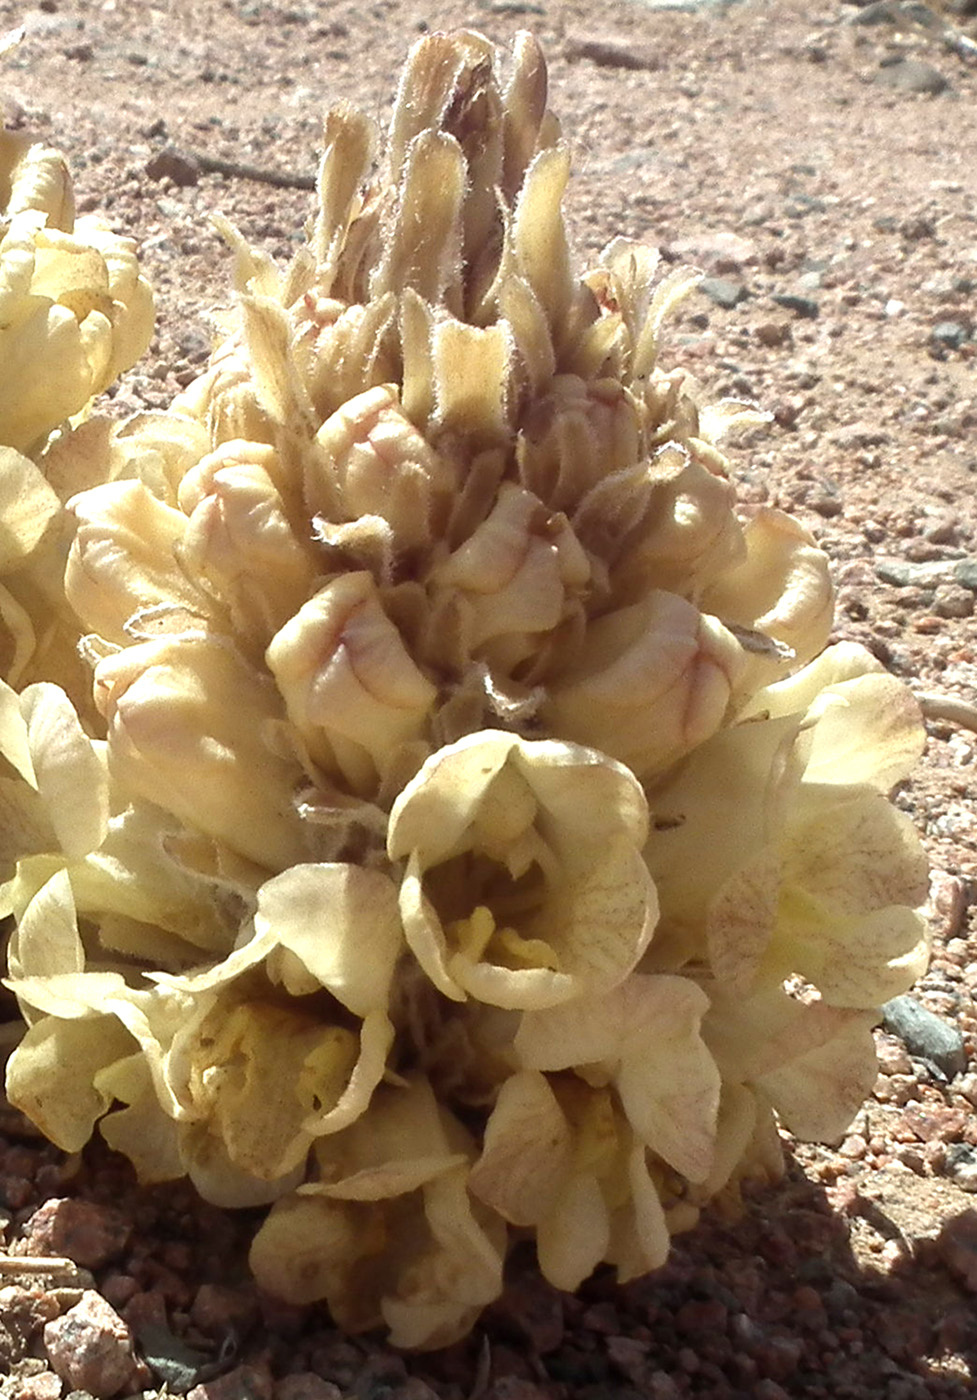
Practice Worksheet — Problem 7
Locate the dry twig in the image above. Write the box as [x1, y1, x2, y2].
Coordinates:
[917, 691, 977, 733]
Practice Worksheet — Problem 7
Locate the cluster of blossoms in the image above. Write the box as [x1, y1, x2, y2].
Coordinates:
[1, 32, 929, 1348]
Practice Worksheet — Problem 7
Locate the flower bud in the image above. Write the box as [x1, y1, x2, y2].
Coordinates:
[602, 443, 745, 603]
[429, 482, 590, 673]
[311, 383, 456, 555]
[266, 572, 437, 795]
[177, 444, 319, 648]
[544, 591, 753, 779]
[517, 374, 641, 513]
[93, 635, 305, 871]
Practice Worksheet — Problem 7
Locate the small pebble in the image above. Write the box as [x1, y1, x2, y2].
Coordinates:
[875, 59, 949, 97]
[190, 1281, 259, 1335]
[145, 146, 201, 186]
[754, 321, 792, 347]
[186, 1362, 274, 1400]
[945, 1144, 977, 1192]
[771, 292, 819, 318]
[44, 1291, 138, 1398]
[930, 321, 969, 352]
[274, 1377, 343, 1400]
[881, 995, 967, 1080]
[698, 276, 749, 309]
[21, 1200, 132, 1272]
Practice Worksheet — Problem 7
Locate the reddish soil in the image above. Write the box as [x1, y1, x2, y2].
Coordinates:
[1, 2, 976, 1397]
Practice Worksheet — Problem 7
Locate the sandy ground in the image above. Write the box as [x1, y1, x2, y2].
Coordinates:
[1, 2, 977, 1397]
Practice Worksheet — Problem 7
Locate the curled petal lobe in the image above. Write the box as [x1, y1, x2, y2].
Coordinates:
[702, 508, 834, 669]
[254, 862, 403, 1017]
[66, 480, 210, 643]
[266, 572, 437, 795]
[430, 482, 589, 669]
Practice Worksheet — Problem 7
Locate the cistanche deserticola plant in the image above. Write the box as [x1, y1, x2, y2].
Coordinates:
[1, 31, 929, 1348]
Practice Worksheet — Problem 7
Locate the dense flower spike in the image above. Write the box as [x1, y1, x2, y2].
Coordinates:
[2, 33, 929, 1348]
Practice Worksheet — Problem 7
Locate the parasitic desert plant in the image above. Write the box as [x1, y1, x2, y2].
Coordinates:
[1, 31, 929, 1348]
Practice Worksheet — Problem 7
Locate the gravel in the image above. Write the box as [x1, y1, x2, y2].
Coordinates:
[1, 0, 976, 1396]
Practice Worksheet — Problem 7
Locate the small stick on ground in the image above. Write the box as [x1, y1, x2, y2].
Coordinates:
[145, 145, 316, 190]
[917, 692, 977, 734]
[0, 1254, 87, 1277]
[192, 150, 316, 190]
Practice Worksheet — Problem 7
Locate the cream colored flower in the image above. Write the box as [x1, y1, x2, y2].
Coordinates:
[7, 858, 402, 1202]
[643, 643, 929, 1016]
[542, 589, 779, 780]
[517, 374, 641, 512]
[387, 730, 656, 1008]
[0, 214, 152, 455]
[250, 1077, 506, 1349]
[469, 974, 720, 1289]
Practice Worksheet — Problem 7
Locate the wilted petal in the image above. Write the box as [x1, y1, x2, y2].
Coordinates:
[69, 803, 250, 958]
[7, 867, 84, 981]
[96, 1052, 185, 1183]
[605, 1139, 671, 1283]
[251, 1077, 505, 1348]
[535, 1167, 610, 1293]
